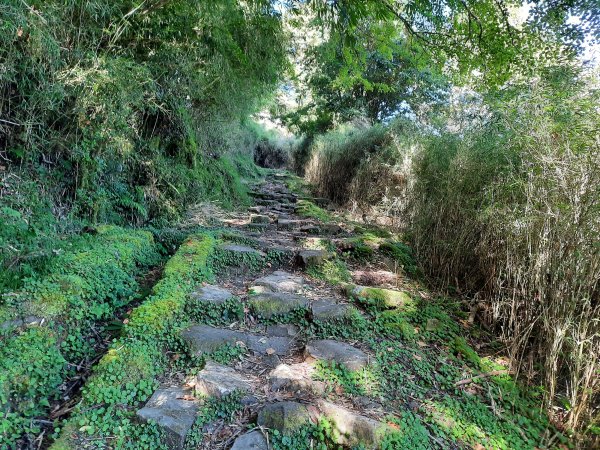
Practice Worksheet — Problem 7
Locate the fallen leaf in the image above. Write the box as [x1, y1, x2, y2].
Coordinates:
[266, 348, 276, 355]
[17, 28, 23, 37]
[122, 318, 129, 324]
[177, 394, 196, 401]
[387, 422, 400, 430]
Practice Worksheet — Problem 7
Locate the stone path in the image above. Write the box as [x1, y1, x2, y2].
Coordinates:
[136, 173, 405, 449]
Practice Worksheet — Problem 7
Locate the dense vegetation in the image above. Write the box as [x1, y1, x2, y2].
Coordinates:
[1, 0, 598, 448]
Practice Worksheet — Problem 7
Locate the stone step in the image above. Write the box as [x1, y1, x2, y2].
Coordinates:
[297, 249, 332, 268]
[257, 401, 311, 434]
[231, 431, 268, 450]
[182, 324, 294, 357]
[311, 298, 355, 322]
[136, 386, 199, 450]
[305, 339, 369, 371]
[219, 244, 267, 268]
[269, 362, 326, 395]
[248, 292, 310, 319]
[189, 285, 234, 306]
[318, 400, 391, 448]
[251, 271, 305, 294]
[193, 361, 252, 398]
[250, 214, 271, 224]
[344, 284, 415, 310]
[299, 224, 321, 234]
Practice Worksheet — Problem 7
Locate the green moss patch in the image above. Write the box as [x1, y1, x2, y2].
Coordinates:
[295, 199, 333, 222]
[345, 284, 415, 311]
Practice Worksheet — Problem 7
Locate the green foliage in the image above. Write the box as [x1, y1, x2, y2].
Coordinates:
[186, 296, 244, 327]
[185, 392, 244, 448]
[378, 241, 418, 276]
[380, 413, 431, 450]
[307, 258, 352, 285]
[343, 239, 374, 260]
[0, 328, 66, 447]
[0, 226, 159, 447]
[270, 417, 340, 450]
[53, 233, 218, 448]
[313, 360, 378, 396]
[303, 122, 389, 204]
[206, 344, 248, 366]
[2, 0, 286, 230]
[450, 337, 481, 369]
[295, 200, 333, 222]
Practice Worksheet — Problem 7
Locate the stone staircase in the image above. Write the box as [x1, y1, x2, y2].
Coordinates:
[135, 173, 395, 449]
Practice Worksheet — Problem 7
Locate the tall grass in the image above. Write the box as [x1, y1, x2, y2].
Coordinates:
[296, 69, 600, 438]
[304, 119, 388, 204]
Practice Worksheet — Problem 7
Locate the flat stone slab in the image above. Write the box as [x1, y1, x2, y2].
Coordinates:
[220, 244, 266, 258]
[136, 386, 199, 449]
[245, 334, 294, 356]
[297, 249, 332, 268]
[269, 363, 326, 395]
[231, 431, 268, 450]
[251, 271, 304, 294]
[318, 400, 389, 448]
[194, 361, 252, 398]
[182, 325, 294, 357]
[250, 214, 271, 224]
[277, 219, 306, 230]
[257, 401, 311, 434]
[305, 339, 369, 371]
[320, 223, 344, 234]
[266, 323, 300, 337]
[0, 315, 43, 330]
[311, 299, 354, 321]
[189, 285, 234, 305]
[299, 225, 320, 234]
[248, 292, 309, 319]
[182, 325, 247, 354]
[345, 284, 414, 310]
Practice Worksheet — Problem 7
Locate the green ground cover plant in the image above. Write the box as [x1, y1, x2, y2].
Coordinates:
[0, 226, 159, 447]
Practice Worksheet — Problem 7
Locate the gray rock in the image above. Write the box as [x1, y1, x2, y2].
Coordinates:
[250, 214, 271, 224]
[251, 271, 304, 294]
[318, 400, 390, 448]
[297, 250, 331, 268]
[220, 244, 266, 258]
[182, 325, 294, 357]
[247, 223, 268, 232]
[182, 325, 247, 355]
[248, 292, 309, 319]
[277, 219, 304, 230]
[257, 401, 311, 433]
[136, 386, 199, 450]
[269, 363, 326, 395]
[266, 323, 300, 337]
[189, 285, 234, 305]
[299, 225, 320, 234]
[245, 334, 294, 356]
[231, 431, 269, 450]
[305, 339, 369, 371]
[248, 206, 263, 213]
[194, 361, 252, 398]
[311, 299, 354, 321]
[0, 315, 43, 330]
[321, 223, 344, 234]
